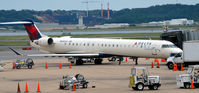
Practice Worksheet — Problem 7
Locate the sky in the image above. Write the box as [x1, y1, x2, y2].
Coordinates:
[0, 0, 198, 11]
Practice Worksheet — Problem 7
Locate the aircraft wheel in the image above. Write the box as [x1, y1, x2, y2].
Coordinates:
[94, 59, 102, 64]
[76, 59, 83, 65]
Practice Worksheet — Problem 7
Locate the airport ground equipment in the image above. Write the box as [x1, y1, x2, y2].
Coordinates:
[129, 67, 161, 91]
[177, 65, 199, 88]
[0, 62, 6, 71]
[167, 41, 199, 69]
[59, 74, 89, 90]
[14, 58, 34, 69]
[0, 65, 4, 71]
[161, 30, 199, 49]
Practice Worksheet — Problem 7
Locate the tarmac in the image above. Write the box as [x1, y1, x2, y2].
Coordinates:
[1, 58, 199, 93]
[0, 47, 199, 93]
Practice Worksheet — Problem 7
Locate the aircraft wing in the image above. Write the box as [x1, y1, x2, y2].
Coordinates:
[28, 53, 100, 57]
[28, 53, 115, 57]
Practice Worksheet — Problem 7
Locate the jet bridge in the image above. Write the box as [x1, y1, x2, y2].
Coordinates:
[160, 30, 199, 49]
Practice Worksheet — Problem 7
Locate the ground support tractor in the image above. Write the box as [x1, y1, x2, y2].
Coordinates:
[177, 65, 199, 88]
[129, 67, 161, 91]
[59, 74, 89, 90]
[14, 58, 34, 69]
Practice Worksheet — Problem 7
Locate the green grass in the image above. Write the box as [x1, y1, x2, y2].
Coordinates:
[0, 36, 29, 40]
[0, 41, 28, 46]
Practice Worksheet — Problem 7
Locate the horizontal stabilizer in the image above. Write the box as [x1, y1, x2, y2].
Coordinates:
[0, 21, 33, 25]
[8, 47, 22, 56]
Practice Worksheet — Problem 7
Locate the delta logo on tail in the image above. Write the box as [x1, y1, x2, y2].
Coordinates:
[24, 24, 41, 42]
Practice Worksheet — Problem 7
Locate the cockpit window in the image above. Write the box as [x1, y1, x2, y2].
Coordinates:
[162, 44, 177, 48]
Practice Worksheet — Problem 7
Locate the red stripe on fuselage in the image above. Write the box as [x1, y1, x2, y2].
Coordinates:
[24, 26, 39, 40]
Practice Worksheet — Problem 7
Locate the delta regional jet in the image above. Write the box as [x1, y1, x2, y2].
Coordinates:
[0, 20, 182, 65]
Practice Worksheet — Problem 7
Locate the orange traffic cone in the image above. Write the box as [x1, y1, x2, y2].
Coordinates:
[59, 63, 62, 69]
[25, 82, 29, 93]
[45, 62, 48, 69]
[157, 61, 160, 68]
[69, 63, 72, 69]
[191, 78, 194, 89]
[151, 62, 154, 68]
[181, 64, 183, 71]
[72, 80, 76, 91]
[161, 59, 166, 62]
[125, 57, 128, 62]
[17, 82, 21, 93]
[37, 81, 41, 93]
[173, 64, 176, 71]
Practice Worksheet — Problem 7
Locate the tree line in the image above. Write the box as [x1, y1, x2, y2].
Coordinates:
[0, 4, 198, 26]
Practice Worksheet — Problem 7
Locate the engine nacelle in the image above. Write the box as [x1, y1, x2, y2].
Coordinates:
[36, 37, 54, 46]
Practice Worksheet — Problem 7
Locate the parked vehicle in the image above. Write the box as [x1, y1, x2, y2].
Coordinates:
[59, 74, 89, 90]
[167, 41, 199, 69]
[14, 58, 34, 69]
[177, 65, 199, 88]
[129, 67, 161, 91]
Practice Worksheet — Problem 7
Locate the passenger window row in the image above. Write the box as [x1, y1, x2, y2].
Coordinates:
[64, 42, 150, 48]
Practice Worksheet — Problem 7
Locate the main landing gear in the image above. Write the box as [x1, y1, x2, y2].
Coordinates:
[75, 58, 103, 65]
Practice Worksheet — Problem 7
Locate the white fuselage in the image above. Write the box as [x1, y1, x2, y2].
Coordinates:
[31, 36, 182, 58]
